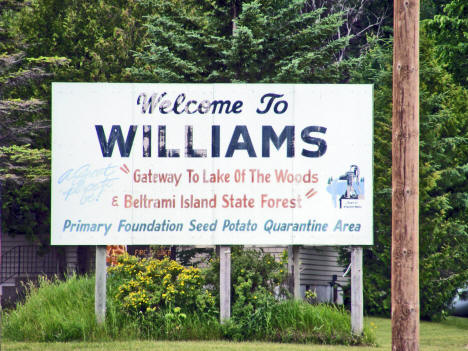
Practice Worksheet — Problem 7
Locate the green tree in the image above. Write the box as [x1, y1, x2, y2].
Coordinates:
[349, 34, 468, 320]
[18, 0, 146, 82]
[0, 146, 51, 242]
[130, 0, 354, 83]
[0, 0, 67, 149]
[0, 0, 65, 242]
[424, 0, 468, 86]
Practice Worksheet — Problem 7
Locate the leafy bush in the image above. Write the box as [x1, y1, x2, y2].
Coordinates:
[204, 247, 285, 340]
[107, 254, 219, 339]
[205, 246, 287, 305]
[230, 249, 288, 339]
[205, 247, 288, 299]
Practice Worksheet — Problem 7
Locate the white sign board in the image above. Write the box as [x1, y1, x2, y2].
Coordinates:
[52, 83, 373, 245]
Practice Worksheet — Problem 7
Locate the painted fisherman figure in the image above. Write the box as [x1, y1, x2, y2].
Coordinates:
[339, 165, 360, 199]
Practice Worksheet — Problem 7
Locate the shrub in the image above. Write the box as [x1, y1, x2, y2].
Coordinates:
[204, 247, 288, 340]
[204, 246, 288, 304]
[229, 248, 289, 339]
[107, 254, 219, 339]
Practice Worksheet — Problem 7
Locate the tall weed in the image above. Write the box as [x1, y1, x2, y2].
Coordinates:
[222, 299, 374, 345]
[3, 275, 98, 341]
[269, 300, 374, 345]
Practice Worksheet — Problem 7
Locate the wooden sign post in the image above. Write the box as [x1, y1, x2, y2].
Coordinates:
[219, 245, 231, 322]
[287, 246, 301, 299]
[293, 246, 301, 299]
[392, 0, 420, 349]
[95, 246, 107, 325]
[351, 247, 363, 335]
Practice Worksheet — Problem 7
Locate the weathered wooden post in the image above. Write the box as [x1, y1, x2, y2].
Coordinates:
[392, 0, 420, 348]
[219, 245, 231, 322]
[95, 245, 107, 325]
[287, 246, 294, 295]
[351, 246, 363, 335]
[293, 246, 301, 299]
[288, 246, 301, 298]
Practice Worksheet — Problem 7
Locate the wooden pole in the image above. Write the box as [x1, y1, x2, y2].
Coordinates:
[351, 247, 363, 335]
[392, 0, 420, 348]
[287, 246, 294, 295]
[95, 245, 107, 325]
[219, 245, 231, 322]
[293, 246, 301, 299]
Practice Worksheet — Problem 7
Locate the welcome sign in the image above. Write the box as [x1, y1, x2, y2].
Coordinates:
[51, 83, 373, 245]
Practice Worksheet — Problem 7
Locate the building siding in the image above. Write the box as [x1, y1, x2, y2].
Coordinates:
[299, 246, 349, 303]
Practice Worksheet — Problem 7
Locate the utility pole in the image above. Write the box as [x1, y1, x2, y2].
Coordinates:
[392, 0, 420, 349]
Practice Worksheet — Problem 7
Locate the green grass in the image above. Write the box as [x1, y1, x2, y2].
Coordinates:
[2, 275, 101, 341]
[3, 317, 468, 350]
[264, 300, 374, 344]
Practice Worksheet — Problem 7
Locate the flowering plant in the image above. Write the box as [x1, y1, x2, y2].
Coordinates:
[108, 254, 216, 318]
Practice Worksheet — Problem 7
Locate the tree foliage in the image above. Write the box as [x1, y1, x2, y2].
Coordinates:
[0, 0, 67, 149]
[0, 0, 62, 241]
[424, 0, 468, 87]
[130, 0, 354, 83]
[349, 34, 468, 320]
[18, 0, 146, 82]
[0, 146, 51, 242]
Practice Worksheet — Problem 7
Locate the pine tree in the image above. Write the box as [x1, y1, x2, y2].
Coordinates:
[129, 0, 353, 83]
[18, 0, 146, 81]
[0, 0, 63, 242]
[0, 0, 67, 149]
[424, 0, 468, 87]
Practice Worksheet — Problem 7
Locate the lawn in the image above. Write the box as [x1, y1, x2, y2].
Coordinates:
[2, 317, 468, 351]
